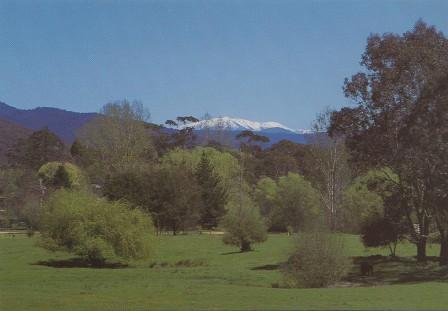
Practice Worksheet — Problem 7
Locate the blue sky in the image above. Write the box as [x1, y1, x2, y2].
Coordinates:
[1, 0, 447, 129]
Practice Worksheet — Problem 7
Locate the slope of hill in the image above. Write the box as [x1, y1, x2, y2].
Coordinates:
[0, 118, 33, 165]
[0, 102, 97, 143]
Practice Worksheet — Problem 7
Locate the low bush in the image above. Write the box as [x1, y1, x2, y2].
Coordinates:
[221, 196, 267, 252]
[39, 189, 155, 265]
[284, 230, 350, 288]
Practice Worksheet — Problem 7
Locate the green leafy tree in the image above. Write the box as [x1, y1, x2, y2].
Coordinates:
[330, 21, 448, 261]
[161, 147, 240, 201]
[402, 75, 448, 265]
[254, 177, 278, 218]
[155, 158, 201, 234]
[254, 174, 320, 232]
[361, 213, 404, 257]
[276, 173, 320, 232]
[40, 189, 155, 265]
[340, 170, 388, 233]
[195, 152, 227, 230]
[77, 100, 155, 177]
[0, 168, 41, 230]
[222, 195, 267, 252]
[103, 170, 147, 204]
[255, 140, 310, 180]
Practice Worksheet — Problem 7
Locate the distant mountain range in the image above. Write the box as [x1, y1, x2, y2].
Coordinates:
[0, 102, 98, 143]
[174, 116, 313, 146]
[0, 102, 314, 157]
[177, 116, 312, 135]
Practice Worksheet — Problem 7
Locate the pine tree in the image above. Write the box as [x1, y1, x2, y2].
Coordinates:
[195, 152, 227, 230]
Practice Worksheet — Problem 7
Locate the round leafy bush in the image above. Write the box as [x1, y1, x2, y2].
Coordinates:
[40, 189, 155, 265]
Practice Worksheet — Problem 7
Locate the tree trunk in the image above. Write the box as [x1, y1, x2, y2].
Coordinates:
[416, 239, 427, 262]
[240, 240, 251, 252]
[439, 231, 448, 266]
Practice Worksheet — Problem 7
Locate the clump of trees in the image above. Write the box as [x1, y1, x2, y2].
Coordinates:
[254, 173, 320, 232]
[40, 189, 155, 266]
[103, 147, 237, 234]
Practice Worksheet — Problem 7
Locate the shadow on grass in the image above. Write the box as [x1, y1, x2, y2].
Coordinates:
[221, 250, 250, 255]
[251, 264, 281, 270]
[34, 258, 128, 269]
[345, 255, 448, 286]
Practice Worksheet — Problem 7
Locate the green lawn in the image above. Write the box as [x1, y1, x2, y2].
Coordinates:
[1, 233, 447, 310]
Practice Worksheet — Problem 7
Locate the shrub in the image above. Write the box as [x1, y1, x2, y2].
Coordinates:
[360, 213, 404, 257]
[284, 230, 349, 288]
[222, 195, 267, 252]
[39, 189, 155, 265]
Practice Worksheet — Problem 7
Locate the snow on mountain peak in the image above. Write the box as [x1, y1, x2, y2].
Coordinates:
[175, 116, 311, 134]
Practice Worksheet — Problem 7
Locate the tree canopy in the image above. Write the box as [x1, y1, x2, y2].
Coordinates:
[329, 20, 448, 263]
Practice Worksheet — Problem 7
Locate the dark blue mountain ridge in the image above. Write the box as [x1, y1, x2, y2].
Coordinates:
[193, 129, 313, 147]
[0, 102, 98, 143]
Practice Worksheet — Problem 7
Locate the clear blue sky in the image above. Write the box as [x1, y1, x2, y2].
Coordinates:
[1, 0, 447, 129]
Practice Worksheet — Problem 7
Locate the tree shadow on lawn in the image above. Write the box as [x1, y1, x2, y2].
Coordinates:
[33, 258, 128, 269]
[251, 264, 281, 270]
[249, 256, 448, 287]
[221, 250, 254, 255]
[345, 255, 448, 286]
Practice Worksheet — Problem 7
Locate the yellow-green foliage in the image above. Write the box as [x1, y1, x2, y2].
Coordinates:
[40, 189, 155, 264]
[38, 162, 88, 189]
[341, 168, 398, 232]
[254, 173, 320, 231]
[222, 194, 267, 251]
[161, 147, 241, 198]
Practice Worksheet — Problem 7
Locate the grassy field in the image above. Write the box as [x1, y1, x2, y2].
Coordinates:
[1, 233, 448, 310]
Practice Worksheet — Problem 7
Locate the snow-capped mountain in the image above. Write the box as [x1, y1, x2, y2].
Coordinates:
[177, 116, 311, 134]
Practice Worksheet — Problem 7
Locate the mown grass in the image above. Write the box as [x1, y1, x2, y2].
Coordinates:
[1, 233, 447, 310]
